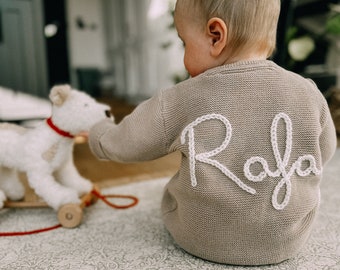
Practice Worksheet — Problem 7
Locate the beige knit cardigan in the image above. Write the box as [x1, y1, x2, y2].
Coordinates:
[89, 60, 337, 266]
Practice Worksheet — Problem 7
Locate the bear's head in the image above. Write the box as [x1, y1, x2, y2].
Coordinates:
[49, 84, 112, 135]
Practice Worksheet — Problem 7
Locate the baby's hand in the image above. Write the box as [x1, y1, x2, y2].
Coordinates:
[75, 131, 89, 144]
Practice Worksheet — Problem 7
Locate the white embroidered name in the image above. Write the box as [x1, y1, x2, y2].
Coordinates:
[180, 113, 321, 210]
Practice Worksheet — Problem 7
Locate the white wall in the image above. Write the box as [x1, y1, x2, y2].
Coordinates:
[66, 0, 108, 70]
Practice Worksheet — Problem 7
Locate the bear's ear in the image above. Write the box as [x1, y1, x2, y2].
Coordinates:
[49, 84, 71, 106]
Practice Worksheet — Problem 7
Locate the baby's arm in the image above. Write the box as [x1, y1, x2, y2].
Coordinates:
[88, 93, 168, 163]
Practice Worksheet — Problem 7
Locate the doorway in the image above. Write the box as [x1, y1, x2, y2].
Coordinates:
[43, 0, 70, 87]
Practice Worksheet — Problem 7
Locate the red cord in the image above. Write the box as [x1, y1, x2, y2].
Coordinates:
[0, 224, 62, 237]
[91, 189, 139, 209]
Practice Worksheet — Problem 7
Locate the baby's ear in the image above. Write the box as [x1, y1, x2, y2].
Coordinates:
[207, 17, 228, 57]
[49, 84, 71, 106]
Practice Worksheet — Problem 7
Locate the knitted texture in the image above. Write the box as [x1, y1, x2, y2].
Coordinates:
[89, 60, 337, 265]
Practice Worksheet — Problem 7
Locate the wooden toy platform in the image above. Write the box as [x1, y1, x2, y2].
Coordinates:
[3, 176, 98, 228]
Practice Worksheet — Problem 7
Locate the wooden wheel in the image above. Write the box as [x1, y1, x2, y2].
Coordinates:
[57, 203, 83, 228]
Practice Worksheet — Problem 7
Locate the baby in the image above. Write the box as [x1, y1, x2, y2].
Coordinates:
[89, 0, 337, 266]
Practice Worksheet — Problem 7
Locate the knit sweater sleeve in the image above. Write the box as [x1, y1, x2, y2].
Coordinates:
[319, 101, 337, 165]
[88, 92, 169, 163]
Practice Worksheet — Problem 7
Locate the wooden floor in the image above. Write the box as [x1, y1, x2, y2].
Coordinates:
[74, 143, 181, 188]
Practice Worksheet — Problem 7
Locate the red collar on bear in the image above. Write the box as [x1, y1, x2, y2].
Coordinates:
[46, 118, 75, 139]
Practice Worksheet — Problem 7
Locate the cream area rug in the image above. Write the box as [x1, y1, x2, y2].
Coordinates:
[0, 150, 340, 270]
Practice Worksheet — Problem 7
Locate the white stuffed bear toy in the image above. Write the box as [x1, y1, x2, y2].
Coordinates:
[0, 84, 112, 210]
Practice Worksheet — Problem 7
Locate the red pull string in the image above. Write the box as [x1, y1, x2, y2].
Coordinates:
[91, 189, 139, 209]
[0, 189, 138, 237]
[0, 224, 62, 237]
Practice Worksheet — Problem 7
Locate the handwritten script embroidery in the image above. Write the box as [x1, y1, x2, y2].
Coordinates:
[180, 113, 321, 210]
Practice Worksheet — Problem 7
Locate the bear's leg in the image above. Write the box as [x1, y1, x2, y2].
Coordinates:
[26, 168, 80, 210]
[0, 166, 25, 201]
[54, 156, 92, 197]
[0, 190, 6, 208]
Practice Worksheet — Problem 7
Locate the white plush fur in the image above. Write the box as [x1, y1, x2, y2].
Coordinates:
[0, 85, 111, 210]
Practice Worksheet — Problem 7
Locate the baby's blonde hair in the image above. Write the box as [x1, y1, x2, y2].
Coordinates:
[176, 0, 281, 59]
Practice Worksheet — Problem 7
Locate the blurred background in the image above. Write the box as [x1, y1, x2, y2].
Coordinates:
[0, 0, 339, 112]
[0, 0, 184, 101]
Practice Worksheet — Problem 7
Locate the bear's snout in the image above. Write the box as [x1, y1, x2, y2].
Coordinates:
[105, 110, 112, 118]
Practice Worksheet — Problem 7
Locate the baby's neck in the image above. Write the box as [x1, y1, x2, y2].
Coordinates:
[223, 52, 268, 65]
